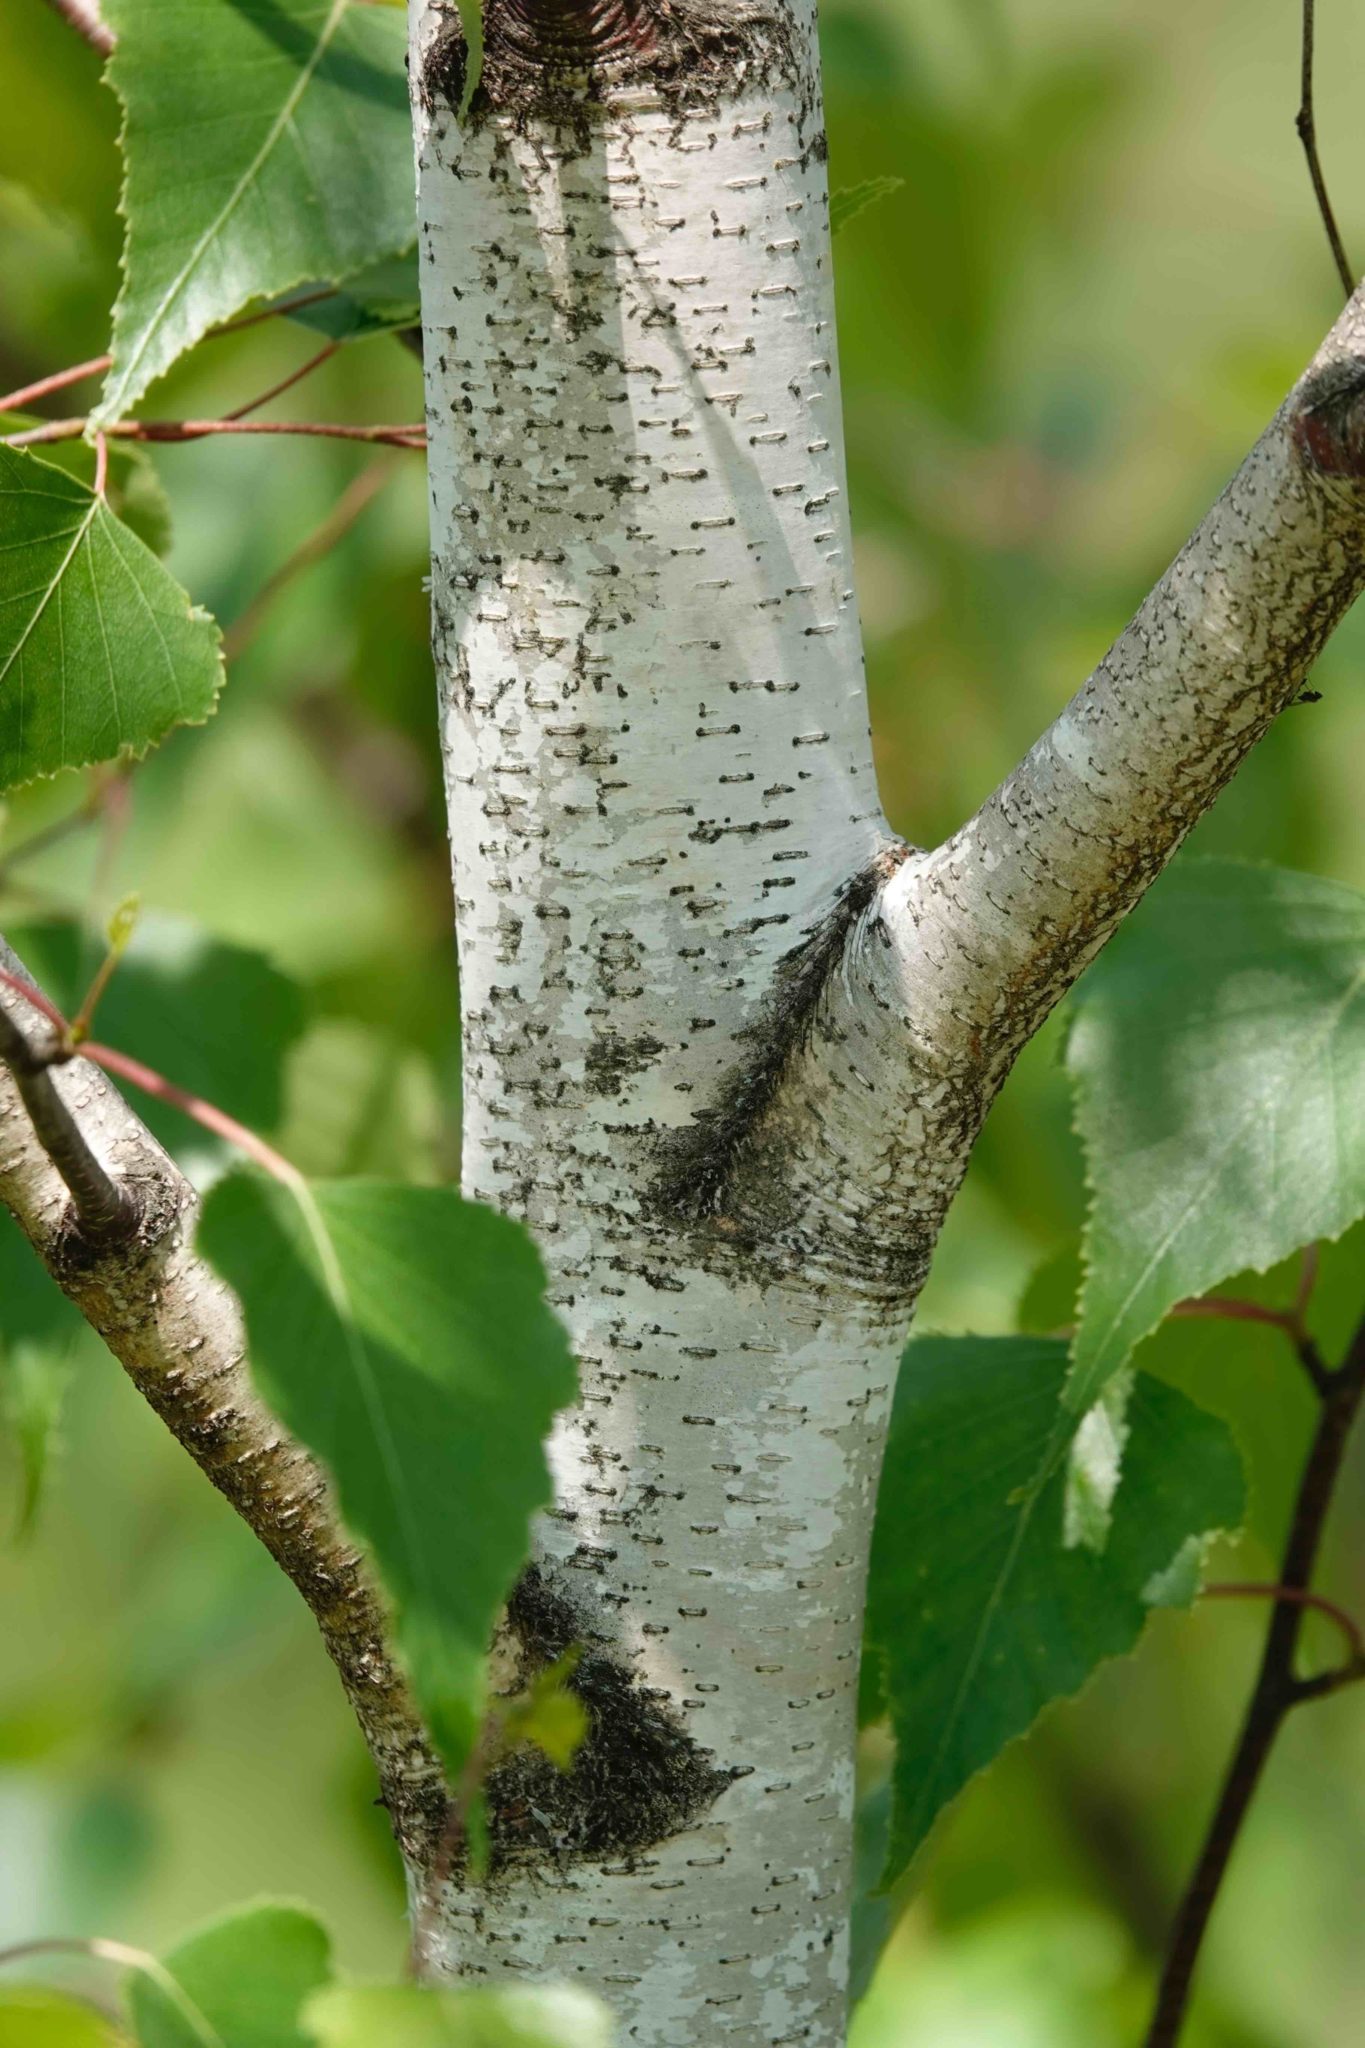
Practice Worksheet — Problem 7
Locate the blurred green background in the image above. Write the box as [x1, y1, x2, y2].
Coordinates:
[2, 0, 1364, 2040]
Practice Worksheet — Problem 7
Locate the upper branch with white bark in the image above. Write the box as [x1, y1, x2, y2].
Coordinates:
[885, 296, 1365, 1072]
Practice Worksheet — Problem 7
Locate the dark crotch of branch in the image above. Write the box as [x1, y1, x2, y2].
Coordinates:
[1292, 356, 1365, 477]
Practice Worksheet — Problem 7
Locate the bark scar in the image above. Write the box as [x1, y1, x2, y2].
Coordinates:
[482, 1565, 737, 1873]
[650, 840, 912, 1224]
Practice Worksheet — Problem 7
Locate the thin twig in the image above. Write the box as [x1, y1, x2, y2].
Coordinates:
[1202, 1580, 1365, 1665]
[1297, 0, 1355, 299]
[83, 1041, 301, 1187]
[0, 354, 112, 415]
[2, 416, 425, 451]
[40, 0, 113, 57]
[223, 341, 339, 422]
[223, 463, 395, 662]
[1143, 1308, 1365, 2045]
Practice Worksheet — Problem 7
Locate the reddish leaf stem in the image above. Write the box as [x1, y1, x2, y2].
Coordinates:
[223, 462, 395, 662]
[0, 354, 112, 415]
[0, 959, 299, 1188]
[82, 1042, 301, 1187]
[1202, 1581, 1365, 1665]
[3, 416, 425, 452]
[223, 340, 340, 421]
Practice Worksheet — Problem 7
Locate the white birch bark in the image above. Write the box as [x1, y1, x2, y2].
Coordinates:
[1, 4, 1361, 2042]
[409, 0, 1365, 2034]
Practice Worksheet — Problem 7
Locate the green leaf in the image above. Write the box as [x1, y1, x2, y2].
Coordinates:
[198, 1176, 577, 1769]
[866, 1333, 1244, 1885]
[282, 255, 420, 344]
[0, 445, 222, 791]
[1, 416, 171, 557]
[0, 1210, 90, 1538]
[6, 913, 306, 1159]
[499, 1649, 588, 1772]
[97, 0, 415, 421]
[830, 176, 904, 237]
[127, 1900, 332, 2048]
[1067, 859, 1365, 1410]
[303, 1984, 615, 2048]
[0, 1988, 129, 2046]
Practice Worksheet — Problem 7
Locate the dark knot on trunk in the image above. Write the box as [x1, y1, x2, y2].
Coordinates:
[419, 0, 798, 129]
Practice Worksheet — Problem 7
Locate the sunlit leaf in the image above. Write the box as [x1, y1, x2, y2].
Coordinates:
[198, 1175, 577, 1769]
[97, 0, 415, 421]
[127, 1900, 332, 2048]
[0, 445, 221, 790]
[1067, 860, 1365, 1410]
[866, 1333, 1244, 1884]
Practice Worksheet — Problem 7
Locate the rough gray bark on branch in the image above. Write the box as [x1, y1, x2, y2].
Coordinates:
[0, 945, 447, 1869]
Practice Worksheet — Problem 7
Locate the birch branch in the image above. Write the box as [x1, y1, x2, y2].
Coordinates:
[0, 943, 447, 1864]
[889, 287, 1365, 1067]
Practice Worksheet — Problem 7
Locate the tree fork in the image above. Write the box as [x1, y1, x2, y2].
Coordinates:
[409, 0, 1365, 2031]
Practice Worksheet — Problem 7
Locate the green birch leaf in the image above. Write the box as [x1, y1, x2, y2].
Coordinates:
[127, 1900, 333, 2048]
[866, 1334, 1244, 1886]
[97, 0, 415, 422]
[303, 1983, 615, 2048]
[198, 1175, 577, 1770]
[0, 445, 222, 791]
[281, 254, 421, 343]
[1067, 859, 1365, 1411]
[1, 416, 171, 557]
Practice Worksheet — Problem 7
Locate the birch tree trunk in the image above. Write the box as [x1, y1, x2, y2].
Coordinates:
[408, 0, 1365, 2036]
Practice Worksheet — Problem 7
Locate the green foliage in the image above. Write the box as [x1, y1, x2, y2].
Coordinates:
[865, 1334, 1244, 1885]
[0, 1212, 89, 1537]
[0, 418, 172, 557]
[198, 1176, 577, 1770]
[303, 1984, 615, 2048]
[97, 0, 415, 422]
[0, 446, 222, 791]
[284, 256, 421, 345]
[1067, 860, 1365, 1409]
[6, 913, 306, 1158]
[126, 1900, 332, 2048]
[0, 1987, 128, 2045]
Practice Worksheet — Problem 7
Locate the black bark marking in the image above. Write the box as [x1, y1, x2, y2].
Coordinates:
[420, 0, 800, 134]
[650, 840, 912, 1223]
[485, 1565, 736, 1871]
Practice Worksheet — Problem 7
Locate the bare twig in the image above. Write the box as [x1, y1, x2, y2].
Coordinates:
[3, 416, 426, 452]
[223, 463, 395, 662]
[0, 354, 112, 415]
[1144, 1308, 1365, 2045]
[1202, 1580, 1365, 1666]
[1297, 0, 1355, 299]
[40, 0, 113, 57]
[223, 341, 340, 422]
